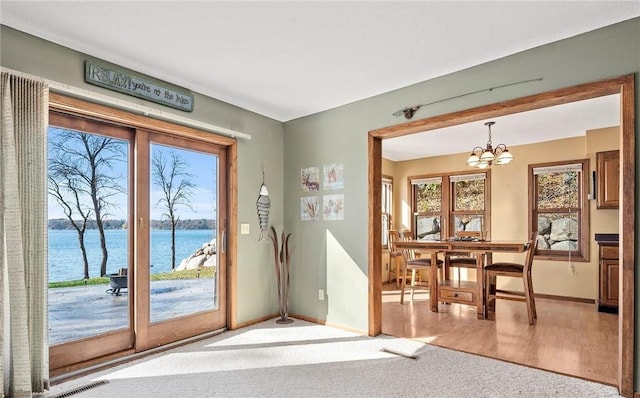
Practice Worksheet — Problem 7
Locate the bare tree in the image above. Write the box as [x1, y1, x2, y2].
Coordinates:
[152, 150, 195, 271]
[48, 171, 92, 279]
[48, 128, 126, 277]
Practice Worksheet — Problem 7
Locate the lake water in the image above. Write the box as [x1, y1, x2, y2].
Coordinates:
[48, 229, 215, 282]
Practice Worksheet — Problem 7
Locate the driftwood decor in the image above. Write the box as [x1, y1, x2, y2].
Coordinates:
[268, 226, 293, 324]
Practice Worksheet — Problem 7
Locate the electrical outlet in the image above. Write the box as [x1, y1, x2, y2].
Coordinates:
[318, 289, 325, 301]
[240, 223, 250, 235]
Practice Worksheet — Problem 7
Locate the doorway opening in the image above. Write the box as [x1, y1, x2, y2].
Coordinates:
[368, 75, 635, 396]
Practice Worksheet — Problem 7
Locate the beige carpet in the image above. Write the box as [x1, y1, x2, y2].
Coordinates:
[45, 318, 621, 398]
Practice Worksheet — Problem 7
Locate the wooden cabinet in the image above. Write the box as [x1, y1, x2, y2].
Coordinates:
[596, 150, 619, 209]
[597, 241, 619, 313]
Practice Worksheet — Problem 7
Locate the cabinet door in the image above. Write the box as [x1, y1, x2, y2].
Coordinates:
[597, 150, 619, 209]
[601, 259, 619, 307]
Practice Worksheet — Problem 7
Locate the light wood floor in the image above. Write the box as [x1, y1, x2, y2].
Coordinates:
[381, 283, 618, 386]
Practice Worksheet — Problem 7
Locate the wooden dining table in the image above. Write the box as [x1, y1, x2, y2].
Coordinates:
[394, 239, 528, 319]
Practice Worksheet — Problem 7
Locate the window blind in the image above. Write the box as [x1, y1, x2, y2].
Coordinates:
[533, 163, 583, 175]
[410, 176, 442, 185]
[449, 173, 486, 182]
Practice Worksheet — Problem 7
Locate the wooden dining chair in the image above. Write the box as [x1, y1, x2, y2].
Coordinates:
[445, 230, 484, 281]
[398, 230, 443, 304]
[484, 231, 538, 324]
[387, 230, 408, 288]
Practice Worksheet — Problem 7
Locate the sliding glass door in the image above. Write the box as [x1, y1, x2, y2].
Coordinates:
[48, 104, 228, 371]
[48, 113, 134, 370]
[141, 133, 227, 349]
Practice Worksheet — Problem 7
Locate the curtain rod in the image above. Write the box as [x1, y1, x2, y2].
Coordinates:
[1, 67, 252, 140]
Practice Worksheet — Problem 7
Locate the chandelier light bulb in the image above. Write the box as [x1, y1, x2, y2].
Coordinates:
[466, 121, 513, 168]
[467, 154, 480, 167]
[480, 150, 495, 162]
[495, 149, 514, 165]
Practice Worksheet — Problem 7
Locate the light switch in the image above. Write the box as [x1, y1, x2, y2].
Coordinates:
[240, 223, 250, 235]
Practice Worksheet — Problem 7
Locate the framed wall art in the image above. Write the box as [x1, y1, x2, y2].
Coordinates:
[301, 166, 320, 191]
[323, 194, 344, 221]
[301, 196, 319, 221]
[323, 163, 344, 190]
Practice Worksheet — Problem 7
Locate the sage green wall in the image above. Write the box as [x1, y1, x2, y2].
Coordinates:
[283, 16, 640, 378]
[0, 25, 284, 325]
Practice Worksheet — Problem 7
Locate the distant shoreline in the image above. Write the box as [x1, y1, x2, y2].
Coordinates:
[48, 218, 216, 230]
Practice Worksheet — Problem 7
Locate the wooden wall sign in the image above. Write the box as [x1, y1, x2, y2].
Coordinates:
[84, 60, 194, 112]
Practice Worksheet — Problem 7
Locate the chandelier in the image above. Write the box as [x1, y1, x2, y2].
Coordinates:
[466, 121, 513, 169]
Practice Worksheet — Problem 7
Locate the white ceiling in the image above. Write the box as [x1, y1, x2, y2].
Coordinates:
[1, 1, 637, 160]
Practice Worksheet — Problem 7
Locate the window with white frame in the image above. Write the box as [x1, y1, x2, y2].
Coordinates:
[411, 172, 489, 240]
[411, 176, 443, 240]
[449, 173, 487, 235]
[529, 159, 589, 261]
[382, 176, 393, 247]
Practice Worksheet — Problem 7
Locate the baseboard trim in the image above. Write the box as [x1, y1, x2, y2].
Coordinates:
[233, 313, 280, 330]
[289, 313, 367, 335]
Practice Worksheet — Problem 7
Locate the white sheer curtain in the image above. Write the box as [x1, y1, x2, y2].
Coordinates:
[1, 71, 49, 397]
